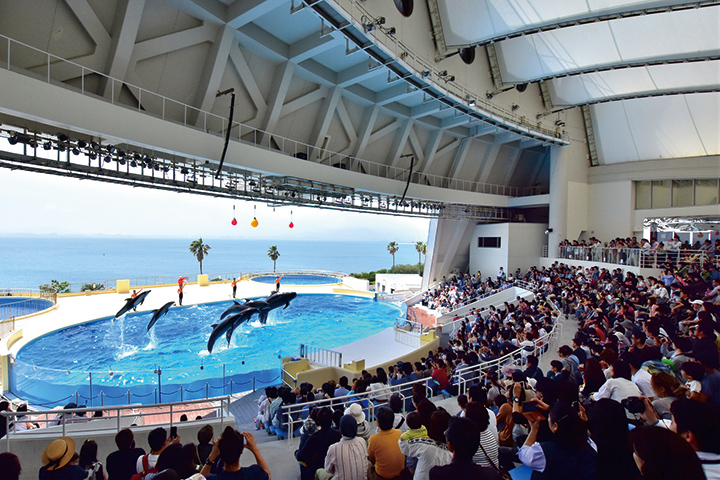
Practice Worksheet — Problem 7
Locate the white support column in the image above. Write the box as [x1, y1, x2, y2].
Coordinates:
[259, 61, 296, 142]
[548, 138, 590, 249]
[193, 24, 236, 125]
[352, 104, 380, 159]
[388, 118, 414, 166]
[446, 138, 472, 180]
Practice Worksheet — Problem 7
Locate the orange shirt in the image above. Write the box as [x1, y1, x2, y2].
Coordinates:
[368, 429, 404, 478]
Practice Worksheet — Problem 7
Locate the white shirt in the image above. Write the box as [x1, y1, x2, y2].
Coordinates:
[697, 451, 720, 480]
[399, 438, 453, 480]
[136, 453, 159, 473]
[324, 436, 368, 480]
[632, 368, 655, 397]
[591, 378, 642, 403]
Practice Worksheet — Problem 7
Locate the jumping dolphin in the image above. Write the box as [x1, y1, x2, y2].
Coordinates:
[219, 300, 244, 320]
[114, 290, 152, 319]
[258, 291, 297, 324]
[147, 301, 174, 331]
[207, 306, 258, 353]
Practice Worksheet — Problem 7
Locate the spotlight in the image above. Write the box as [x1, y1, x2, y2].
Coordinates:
[90, 141, 100, 150]
[8, 134, 18, 145]
[88, 152, 97, 160]
[133, 153, 141, 161]
[376, 16, 386, 25]
[43, 141, 52, 150]
[420, 71, 431, 79]
[130, 160, 138, 168]
[71, 147, 80, 155]
[57, 145, 66, 152]
[153, 164, 160, 171]
[511, 104, 520, 111]
[118, 159, 126, 165]
[363, 22, 375, 33]
[57, 133, 69, 142]
[77, 140, 87, 149]
[163, 166, 170, 173]
[438, 70, 447, 77]
[117, 150, 126, 158]
[386, 27, 396, 35]
[181, 167, 189, 175]
[446, 75, 455, 82]
[106, 145, 116, 154]
[103, 156, 112, 163]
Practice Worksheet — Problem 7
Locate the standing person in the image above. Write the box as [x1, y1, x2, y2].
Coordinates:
[80, 440, 106, 480]
[231, 278, 237, 299]
[106, 429, 145, 480]
[130, 289, 143, 299]
[367, 407, 405, 480]
[275, 275, 283, 292]
[178, 276, 188, 287]
[178, 283, 185, 307]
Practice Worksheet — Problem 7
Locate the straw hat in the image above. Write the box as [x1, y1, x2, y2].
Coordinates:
[42, 437, 76, 471]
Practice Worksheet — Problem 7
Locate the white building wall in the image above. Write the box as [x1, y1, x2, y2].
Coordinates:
[469, 223, 548, 280]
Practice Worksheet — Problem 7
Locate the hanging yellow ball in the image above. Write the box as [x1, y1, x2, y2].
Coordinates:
[251, 217, 259, 228]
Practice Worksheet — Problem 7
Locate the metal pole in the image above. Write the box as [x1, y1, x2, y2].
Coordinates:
[154, 388, 158, 404]
[223, 364, 226, 396]
[205, 383, 209, 399]
[89, 372, 93, 408]
[127, 390, 131, 405]
[158, 368, 162, 403]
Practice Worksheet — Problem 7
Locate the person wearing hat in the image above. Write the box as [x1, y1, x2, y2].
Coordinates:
[40, 437, 86, 480]
[316, 414, 368, 480]
[344, 403, 371, 441]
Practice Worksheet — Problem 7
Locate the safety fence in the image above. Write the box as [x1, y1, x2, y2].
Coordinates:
[277, 294, 565, 440]
[0, 396, 231, 449]
[299, 344, 343, 368]
[0, 290, 56, 322]
[10, 357, 280, 409]
[554, 246, 716, 269]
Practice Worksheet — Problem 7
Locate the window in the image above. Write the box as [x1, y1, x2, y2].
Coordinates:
[651, 180, 672, 208]
[695, 179, 718, 206]
[672, 180, 693, 207]
[478, 237, 501, 248]
[635, 181, 651, 209]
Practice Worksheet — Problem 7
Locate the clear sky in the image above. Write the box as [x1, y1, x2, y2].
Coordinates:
[0, 168, 431, 243]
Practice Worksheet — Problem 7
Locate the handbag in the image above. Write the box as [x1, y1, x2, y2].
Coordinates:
[477, 441, 512, 480]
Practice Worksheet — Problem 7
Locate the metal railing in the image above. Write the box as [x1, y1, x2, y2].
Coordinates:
[1, 396, 230, 448]
[299, 344, 343, 368]
[276, 290, 565, 440]
[0, 289, 56, 323]
[394, 316, 425, 347]
[555, 246, 716, 269]
[0, 33, 547, 198]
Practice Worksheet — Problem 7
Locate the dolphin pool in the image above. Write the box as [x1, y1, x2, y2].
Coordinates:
[12, 294, 404, 407]
[252, 274, 342, 285]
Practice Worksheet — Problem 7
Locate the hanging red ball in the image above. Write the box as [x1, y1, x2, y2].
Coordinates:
[231, 218, 237, 226]
[289, 222, 294, 228]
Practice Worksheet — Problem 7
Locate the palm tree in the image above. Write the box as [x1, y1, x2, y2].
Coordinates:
[415, 241, 427, 273]
[189, 238, 211, 274]
[267, 245, 280, 272]
[387, 241, 399, 270]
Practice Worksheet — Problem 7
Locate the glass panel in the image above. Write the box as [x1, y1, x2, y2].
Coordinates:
[672, 180, 693, 207]
[695, 179, 718, 206]
[636, 181, 651, 209]
[651, 180, 671, 208]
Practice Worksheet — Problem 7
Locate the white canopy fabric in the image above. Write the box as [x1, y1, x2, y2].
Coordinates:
[591, 92, 720, 163]
[434, 1, 720, 164]
[495, 7, 720, 83]
[435, 0, 703, 48]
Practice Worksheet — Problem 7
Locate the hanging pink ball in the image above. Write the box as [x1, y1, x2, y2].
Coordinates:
[231, 218, 237, 226]
[289, 222, 294, 228]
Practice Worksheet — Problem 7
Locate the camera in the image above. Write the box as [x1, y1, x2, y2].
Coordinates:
[621, 396, 645, 414]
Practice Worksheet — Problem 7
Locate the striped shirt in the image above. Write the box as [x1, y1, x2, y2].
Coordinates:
[324, 436, 368, 480]
[473, 426, 499, 469]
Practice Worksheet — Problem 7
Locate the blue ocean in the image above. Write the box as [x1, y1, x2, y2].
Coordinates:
[0, 236, 425, 289]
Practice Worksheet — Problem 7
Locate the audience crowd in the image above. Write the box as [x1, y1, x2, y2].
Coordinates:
[2, 251, 720, 480]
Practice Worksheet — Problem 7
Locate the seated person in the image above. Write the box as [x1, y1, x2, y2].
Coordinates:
[428, 417, 501, 480]
[201, 427, 270, 480]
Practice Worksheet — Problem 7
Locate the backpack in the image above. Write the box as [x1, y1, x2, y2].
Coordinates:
[86, 462, 102, 480]
[130, 455, 156, 480]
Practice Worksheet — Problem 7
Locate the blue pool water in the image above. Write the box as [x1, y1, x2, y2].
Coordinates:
[13, 294, 404, 407]
[0, 296, 54, 320]
[253, 274, 341, 285]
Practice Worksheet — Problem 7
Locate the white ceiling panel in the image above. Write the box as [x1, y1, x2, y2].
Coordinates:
[592, 94, 719, 164]
[435, 0, 686, 47]
[685, 93, 720, 156]
[549, 62, 720, 106]
[591, 101, 640, 163]
[496, 7, 720, 82]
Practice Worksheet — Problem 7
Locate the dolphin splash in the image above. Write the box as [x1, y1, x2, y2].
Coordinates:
[147, 301, 174, 331]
